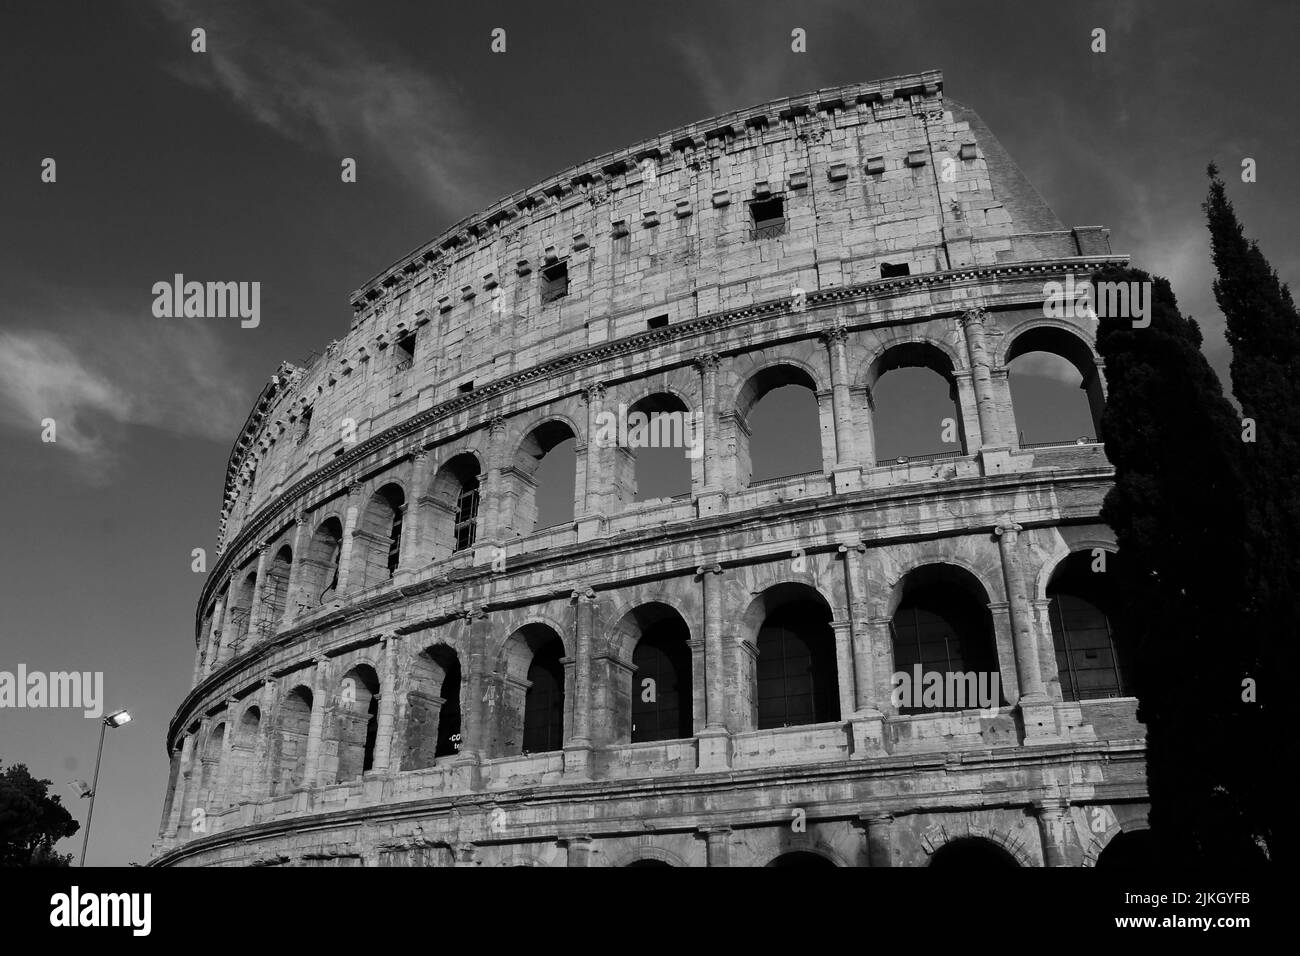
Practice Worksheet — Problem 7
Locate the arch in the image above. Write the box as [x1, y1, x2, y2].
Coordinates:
[260, 545, 293, 628]
[402, 642, 464, 770]
[429, 452, 482, 558]
[928, 836, 1021, 868]
[271, 685, 313, 795]
[609, 845, 690, 868]
[1047, 550, 1134, 701]
[333, 664, 380, 783]
[609, 602, 693, 744]
[740, 582, 840, 730]
[733, 363, 823, 485]
[226, 567, 258, 655]
[889, 563, 1004, 713]
[353, 483, 405, 591]
[301, 516, 344, 606]
[510, 418, 578, 534]
[866, 341, 967, 461]
[238, 705, 261, 740]
[1094, 827, 1157, 869]
[197, 722, 226, 807]
[860, 334, 966, 390]
[614, 391, 696, 503]
[499, 623, 567, 756]
[766, 849, 839, 868]
[1005, 323, 1104, 444]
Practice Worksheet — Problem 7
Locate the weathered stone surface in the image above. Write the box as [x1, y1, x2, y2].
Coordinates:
[155, 71, 1146, 867]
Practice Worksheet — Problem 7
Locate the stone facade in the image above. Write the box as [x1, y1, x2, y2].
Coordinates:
[154, 71, 1148, 867]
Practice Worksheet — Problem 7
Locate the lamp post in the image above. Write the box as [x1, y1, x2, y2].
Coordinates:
[79, 709, 131, 867]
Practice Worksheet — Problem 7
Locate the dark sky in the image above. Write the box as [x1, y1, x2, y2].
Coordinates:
[1, 0, 1295, 865]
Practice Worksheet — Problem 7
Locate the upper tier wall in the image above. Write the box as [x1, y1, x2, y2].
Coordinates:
[216, 72, 1105, 551]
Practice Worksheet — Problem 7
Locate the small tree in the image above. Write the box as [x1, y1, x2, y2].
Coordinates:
[0, 761, 80, 866]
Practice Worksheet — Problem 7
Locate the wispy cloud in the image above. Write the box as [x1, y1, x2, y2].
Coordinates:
[148, 0, 499, 212]
[0, 320, 248, 481]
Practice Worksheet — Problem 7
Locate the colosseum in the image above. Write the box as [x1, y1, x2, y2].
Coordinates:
[153, 70, 1150, 868]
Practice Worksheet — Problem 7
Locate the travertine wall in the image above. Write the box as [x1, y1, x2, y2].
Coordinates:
[155, 72, 1148, 867]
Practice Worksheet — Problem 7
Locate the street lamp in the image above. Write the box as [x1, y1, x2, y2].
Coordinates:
[79, 709, 131, 867]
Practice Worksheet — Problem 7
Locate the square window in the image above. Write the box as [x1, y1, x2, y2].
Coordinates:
[750, 197, 785, 239]
[458, 381, 474, 394]
[541, 260, 569, 303]
[880, 262, 910, 279]
[647, 314, 668, 330]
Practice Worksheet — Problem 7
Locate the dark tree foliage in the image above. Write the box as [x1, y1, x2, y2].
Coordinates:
[1203, 165, 1299, 863]
[0, 761, 79, 866]
[1094, 266, 1268, 866]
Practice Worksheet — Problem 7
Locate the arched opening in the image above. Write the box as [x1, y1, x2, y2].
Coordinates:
[613, 392, 695, 504]
[498, 624, 567, 755]
[226, 568, 257, 655]
[198, 722, 225, 808]
[271, 686, 312, 795]
[625, 859, 674, 868]
[742, 583, 840, 730]
[260, 545, 293, 629]
[767, 851, 837, 868]
[233, 706, 260, 801]
[929, 837, 1020, 868]
[1095, 829, 1157, 869]
[1006, 326, 1104, 446]
[333, 664, 380, 782]
[736, 366, 822, 485]
[354, 484, 405, 590]
[429, 453, 482, 558]
[867, 342, 967, 463]
[402, 643, 463, 770]
[302, 517, 343, 606]
[512, 420, 577, 534]
[1048, 550, 1133, 701]
[890, 564, 1003, 714]
[613, 603, 692, 744]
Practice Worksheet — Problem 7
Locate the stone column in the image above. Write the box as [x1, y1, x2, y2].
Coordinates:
[858, 812, 894, 867]
[562, 835, 594, 867]
[335, 481, 365, 594]
[373, 634, 399, 771]
[822, 326, 856, 466]
[217, 698, 239, 807]
[246, 543, 271, 641]
[697, 563, 731, 769]
[580, 384, 607, 519]
[700, 826, 732, 867]
[158, 746, 183, 837]
[460, 607, 489, 760]
[951, 371, 984, 455]
[198, 592, 225, 682]
[165, 733, 196, 836]
[303, 656, 330, 787]
[399, 450, 435, 572]
[1034, 798, 1074, 867]
[866, 616, 897, 717]
[481, 417, 510, 543]
[995, 517, 1054, 741]
[565, 589, 595, 776]
[281, 513, 307, 627]
[841, 543, 884, 755]
[959, 307, 1001, 447]
[253, 678, 276, 800]
[694, 354, 722, 492]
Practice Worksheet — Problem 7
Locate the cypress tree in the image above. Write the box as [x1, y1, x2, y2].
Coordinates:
[1094, 265, 1266, 866]
[1202, 165, 1298, 863]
